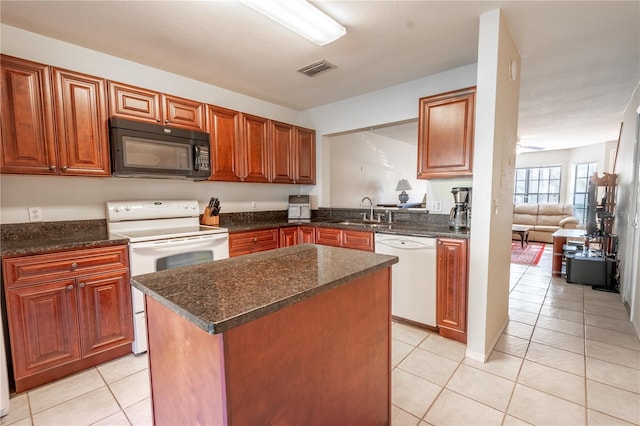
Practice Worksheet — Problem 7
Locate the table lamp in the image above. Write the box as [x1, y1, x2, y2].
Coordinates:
[396, 179, 412, 203]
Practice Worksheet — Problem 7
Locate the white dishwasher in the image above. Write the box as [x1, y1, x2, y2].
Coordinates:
[375, 233, 437, 327]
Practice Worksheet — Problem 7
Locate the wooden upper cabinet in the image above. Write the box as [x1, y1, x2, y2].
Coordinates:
[0, 56, 109, 176]
[163, 94, 206, 131]
[241, 113, 270, 183]
[207, 105, 243, 182]
[108, 81, 205, 131]
[108, 81, 161, 123]
[417, 86, 475, 179]
[52, 68, 110, 176]
[295, 126, 316, 185]
[0, 55, 57, 174]
[270, 120, 295, 184]
[268, 121, 316, 185]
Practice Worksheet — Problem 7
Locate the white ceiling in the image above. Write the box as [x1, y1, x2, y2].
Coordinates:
[1, 1, 638, 151]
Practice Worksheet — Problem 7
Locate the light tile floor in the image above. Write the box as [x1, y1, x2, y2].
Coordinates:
[392, 245, 640, 425]
[2, 245, 638, 425]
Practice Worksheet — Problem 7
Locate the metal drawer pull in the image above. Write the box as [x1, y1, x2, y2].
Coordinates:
[79, 282, 85, 288]
[70, 262, 78, 270]
[66, 284, 74, 290]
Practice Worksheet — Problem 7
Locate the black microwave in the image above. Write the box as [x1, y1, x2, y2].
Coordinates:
[109, 117, 210, 180]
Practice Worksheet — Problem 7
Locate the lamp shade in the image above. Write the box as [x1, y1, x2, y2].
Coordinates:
[395, 179, 412, 191]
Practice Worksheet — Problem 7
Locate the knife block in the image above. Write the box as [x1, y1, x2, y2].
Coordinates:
[201, 209, 220, 226]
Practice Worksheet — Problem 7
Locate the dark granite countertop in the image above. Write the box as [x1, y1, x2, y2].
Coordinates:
[131, 244, 398, 334]
[0, 220, 128, 258]
[224, 219, 470, 239]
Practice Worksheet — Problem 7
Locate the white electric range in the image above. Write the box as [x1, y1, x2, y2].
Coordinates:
[106, 200, 229, 354]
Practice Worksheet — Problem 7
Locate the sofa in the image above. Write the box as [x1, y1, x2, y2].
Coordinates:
[512, 204, 579, 243]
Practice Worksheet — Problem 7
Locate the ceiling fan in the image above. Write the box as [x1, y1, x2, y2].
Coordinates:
[516, 137, 545, 152]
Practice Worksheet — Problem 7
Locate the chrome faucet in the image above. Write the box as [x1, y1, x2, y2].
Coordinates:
[360, 196, 374, 221]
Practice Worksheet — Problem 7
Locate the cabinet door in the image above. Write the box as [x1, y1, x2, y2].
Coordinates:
[342, 230, 374, 252]
[7, 279, 81, 379]
[108, 81, 162, 124]
[295, 127, 316, 185]
[299, 226, 316, 244]
[417, 87, 475, 179]
[315, 227, 342, 247]
[163, 94, 206, 131]
[229, 229, 279, 257]
[77, 271, 133, 356]
[279, 227, 299, 248]
[0, 55, 57, 174]
[53, 68, 110, 176]
[436, 238, 468, 343]
[241, 114, 270, 183]
[270, 120, 295, 184]
[207, 105, 243, 181]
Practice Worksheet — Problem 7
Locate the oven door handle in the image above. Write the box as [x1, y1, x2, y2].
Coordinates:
[130, 234, 228, 250]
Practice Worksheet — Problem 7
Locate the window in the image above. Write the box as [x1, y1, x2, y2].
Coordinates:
[514, 166, 561, 204]
[573, 162, 597, 223]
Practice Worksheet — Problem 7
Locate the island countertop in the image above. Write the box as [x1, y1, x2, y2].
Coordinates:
[131, 244, 398, 334]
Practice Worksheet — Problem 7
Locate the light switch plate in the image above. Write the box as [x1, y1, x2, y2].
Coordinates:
[430, 201, 442, 212]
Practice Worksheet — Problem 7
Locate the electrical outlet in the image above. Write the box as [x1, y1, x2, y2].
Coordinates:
[430, 201, 442, 212]
[251, 201, 258, 210]
[28, 207, 43, 222]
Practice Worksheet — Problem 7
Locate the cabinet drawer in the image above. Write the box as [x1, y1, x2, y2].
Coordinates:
[342, 230, 374, 252]
[3, 245, 129, 288]
[315, 228, 342, 247]
[229, 229, 279, 257]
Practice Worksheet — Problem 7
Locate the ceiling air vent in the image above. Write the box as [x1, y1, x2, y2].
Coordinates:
[298, 60, 336, 77]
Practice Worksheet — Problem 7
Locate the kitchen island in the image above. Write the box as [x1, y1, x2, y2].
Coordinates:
[131, 244, 398, 426]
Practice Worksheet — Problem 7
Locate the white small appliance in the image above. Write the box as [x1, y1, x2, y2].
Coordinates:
[107, 200, 229, 354]
[288, 195, 311, 222]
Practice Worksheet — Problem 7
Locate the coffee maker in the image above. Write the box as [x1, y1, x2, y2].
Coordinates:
[449, 187, 471, 230]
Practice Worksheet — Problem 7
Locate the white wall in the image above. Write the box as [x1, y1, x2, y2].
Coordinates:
[327, 130, 472, 211]
[614, 81, 640, 337]
[467, 9, 521, 361]
[328, 132, 424, 207]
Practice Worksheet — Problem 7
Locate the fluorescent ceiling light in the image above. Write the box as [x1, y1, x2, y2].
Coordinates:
[242, 0, 346, 46]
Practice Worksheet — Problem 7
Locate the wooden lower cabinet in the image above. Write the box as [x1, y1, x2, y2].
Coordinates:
[3, 245, 133, 392]
[315, 227, 374, 252]
[436, 238, 469, 343]
[279, 226, 317, 248]
[299, 226, 316, 244]
[229, 229, 279, 257]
